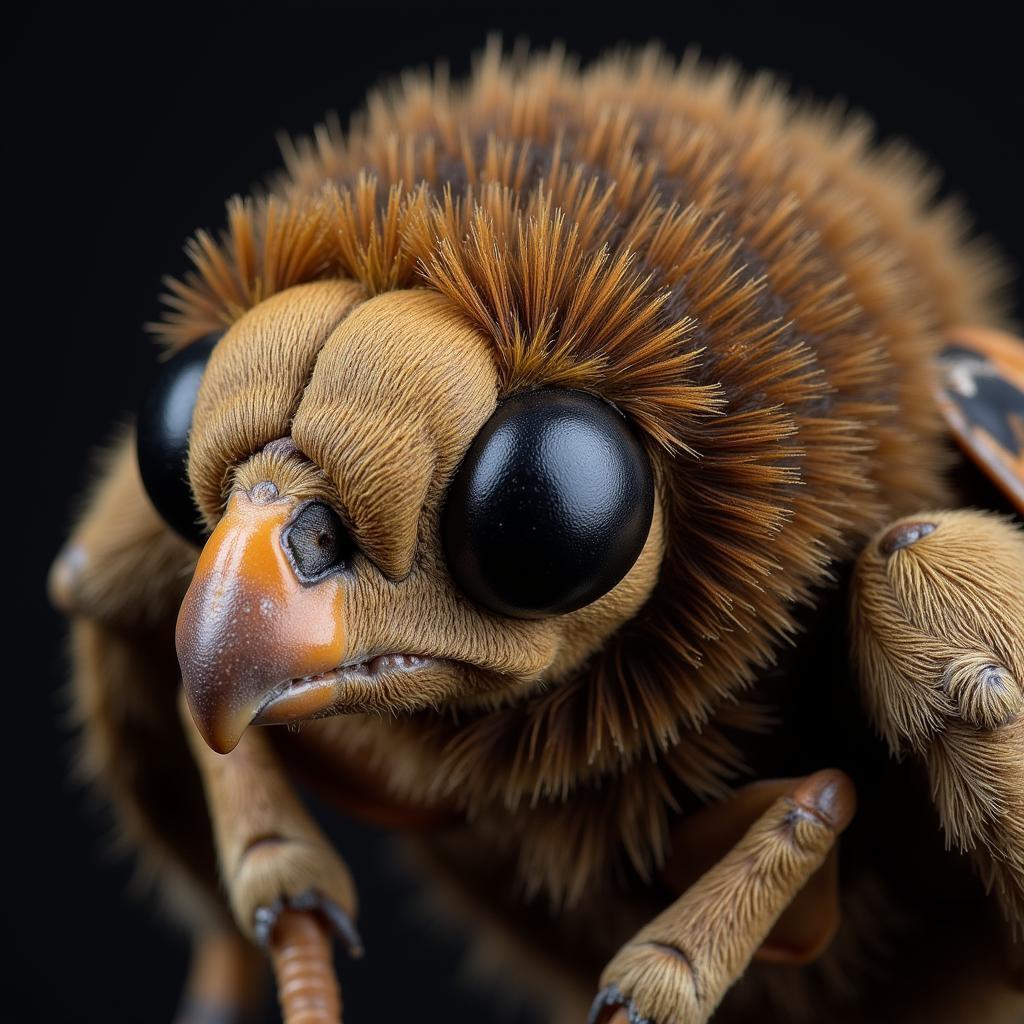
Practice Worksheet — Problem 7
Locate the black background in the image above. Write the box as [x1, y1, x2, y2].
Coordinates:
[10, 3, 1023, 1022]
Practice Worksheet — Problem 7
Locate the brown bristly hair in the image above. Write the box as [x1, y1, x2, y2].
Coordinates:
[153, 42, 1008, 903]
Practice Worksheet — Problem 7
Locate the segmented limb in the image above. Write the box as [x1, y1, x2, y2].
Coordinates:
[269, 909, 343, 1024]
[51, 432, 268, 1023]
[590, 770, 856, 1024]
[179, 691, 361, 1024]
[852, 509, 1024, 941]
[659, 776, 846, 966]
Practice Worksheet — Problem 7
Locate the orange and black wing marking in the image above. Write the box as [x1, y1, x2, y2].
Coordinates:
[936, 327, 1024, 516]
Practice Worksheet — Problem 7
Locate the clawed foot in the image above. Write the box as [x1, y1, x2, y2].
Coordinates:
[253, 888, 363, 958]
[588, 984, 648, 1024]
[223, 821, 360, 954]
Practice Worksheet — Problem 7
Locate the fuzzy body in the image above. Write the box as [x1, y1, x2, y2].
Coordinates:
[54, 46, 1021, 1024]
[162, 43, 1004, 900]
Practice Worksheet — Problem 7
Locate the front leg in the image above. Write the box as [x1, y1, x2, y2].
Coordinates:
[852, 509, 1024, 939]
[50, 432, 273, 1023]
[181, 694, 362, 1021]
[591, 770, 856, 1024]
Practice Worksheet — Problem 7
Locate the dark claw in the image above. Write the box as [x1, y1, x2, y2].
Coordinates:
[587, 985, 651, 1024]
[252, 898, 285, 951]
[252, 889, 364, 959]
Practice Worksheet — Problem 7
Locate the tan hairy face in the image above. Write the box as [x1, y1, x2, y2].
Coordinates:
[176, 283, 665, 752]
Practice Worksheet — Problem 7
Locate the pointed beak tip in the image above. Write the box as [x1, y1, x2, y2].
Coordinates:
[180, 676, 248, 755]
[205, 731, 242, 756]
[174, 487, 347, 754]
[191, 708, 247, 755]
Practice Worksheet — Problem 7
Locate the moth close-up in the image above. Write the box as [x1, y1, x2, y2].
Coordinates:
[33, 27, 1024, 1024]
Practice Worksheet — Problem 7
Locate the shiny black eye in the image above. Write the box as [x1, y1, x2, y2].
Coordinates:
[136, 334, 219, 546]
[443, 389, 654, 619]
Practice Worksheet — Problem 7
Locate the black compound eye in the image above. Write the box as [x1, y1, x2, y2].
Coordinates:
[283, 502, 354, 582]
[443, 389, 655, 619]
[136, 334, 219, 547]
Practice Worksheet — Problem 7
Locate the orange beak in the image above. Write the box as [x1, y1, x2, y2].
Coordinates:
[176, 487, 346, 753]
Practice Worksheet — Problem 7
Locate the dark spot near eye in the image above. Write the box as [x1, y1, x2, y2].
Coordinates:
[283, 502, 354, 581]
[880, 520, 936, 556]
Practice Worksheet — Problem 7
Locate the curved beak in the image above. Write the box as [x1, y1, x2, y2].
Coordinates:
[176, 488, 346, 754]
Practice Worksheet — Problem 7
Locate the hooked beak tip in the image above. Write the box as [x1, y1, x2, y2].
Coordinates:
[200, 729, 240, 756]
[174, 487, 347, 753]
[181, 681, 252, 754]
[205, 732, 242, 756]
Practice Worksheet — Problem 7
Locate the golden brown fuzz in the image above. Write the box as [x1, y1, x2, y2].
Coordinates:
[853, 510, 1024, 936]
[52, 42, 1023, 1024]
[153, 43, 1008, 904]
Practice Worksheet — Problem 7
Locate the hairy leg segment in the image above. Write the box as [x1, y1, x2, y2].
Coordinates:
[853, 509, 1024, 956]
[50, 434, 269, 1024]
[591, 770, 856, 1024]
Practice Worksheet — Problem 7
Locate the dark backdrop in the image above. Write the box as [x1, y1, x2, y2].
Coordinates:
[10, 4, 1023, 1022]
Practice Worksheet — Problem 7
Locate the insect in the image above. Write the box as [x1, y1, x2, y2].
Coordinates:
[49, 44, 1024, 1024]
